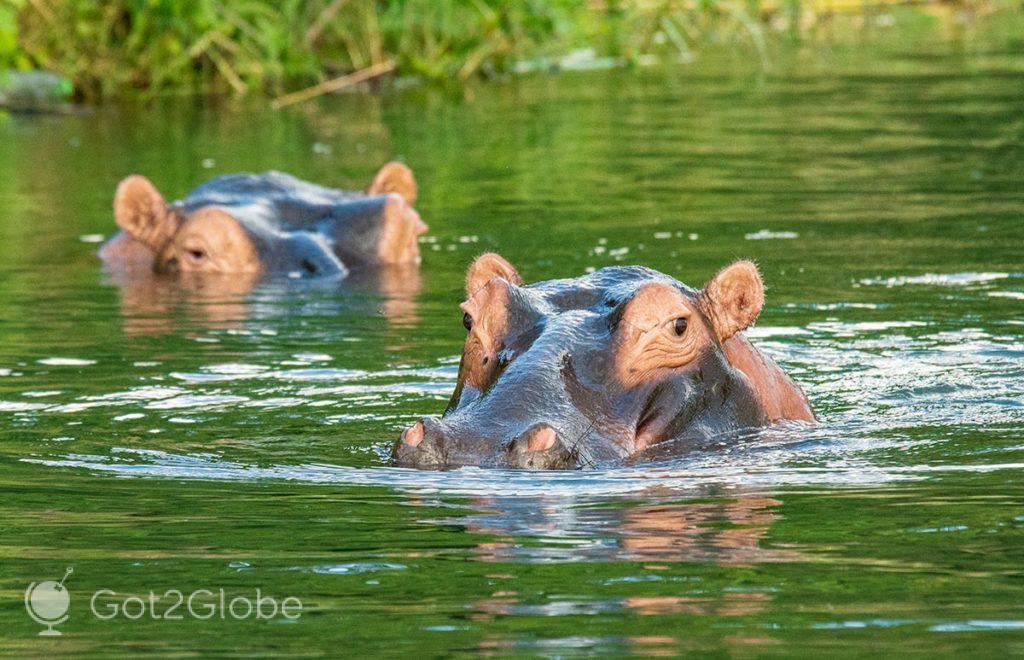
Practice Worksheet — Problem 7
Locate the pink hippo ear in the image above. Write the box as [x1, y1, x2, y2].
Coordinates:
[702, 260, 765, 342]
[113, 175, 180, 253]
[376, 194, 428, 265]
[367, 161, 418, 205]
[465, 253, 523, 298]
[459, 257, 532, 393]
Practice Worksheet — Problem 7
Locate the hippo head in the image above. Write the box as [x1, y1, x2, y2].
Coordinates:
[108, 162, 424, 276]
[394, 254, 770, 470]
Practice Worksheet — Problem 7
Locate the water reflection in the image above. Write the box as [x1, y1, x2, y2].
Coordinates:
[476, 631, 780, 656]
[462, 492, 788, 653]
[104, 266, 258, 334]
[102, 262, 422, 334]
[419, 492, 786, 652]
[453, 492, 796, 564]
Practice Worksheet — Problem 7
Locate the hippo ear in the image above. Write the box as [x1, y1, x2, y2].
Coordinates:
[466, 253, 523, 297]
[368, 161, 418, 205]
[114, 175, 179, 253]
[702, 260, 764, 341]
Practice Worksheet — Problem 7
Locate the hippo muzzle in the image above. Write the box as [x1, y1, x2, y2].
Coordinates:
[395, 417, 575, 470]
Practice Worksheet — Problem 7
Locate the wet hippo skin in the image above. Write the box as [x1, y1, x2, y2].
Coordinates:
[99, 162, 426, 279]
[395, 254, 814, 470]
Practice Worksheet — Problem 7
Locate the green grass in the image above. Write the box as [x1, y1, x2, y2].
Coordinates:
[1, 0, 1021, 102]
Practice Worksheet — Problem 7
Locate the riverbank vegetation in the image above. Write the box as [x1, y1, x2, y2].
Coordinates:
[1, 0, 1020, 102]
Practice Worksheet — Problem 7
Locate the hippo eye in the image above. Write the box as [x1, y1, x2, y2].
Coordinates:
[673, 317, 688, 336]
[187, 248, 205, 260]
[462, 312, 473, 331]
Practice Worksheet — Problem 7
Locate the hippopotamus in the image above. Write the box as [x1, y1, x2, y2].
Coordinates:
[99, 162, 426, 278]
[394, 254, 814, 470]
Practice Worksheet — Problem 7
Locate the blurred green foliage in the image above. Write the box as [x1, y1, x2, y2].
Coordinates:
[0, 0, 1020, 101]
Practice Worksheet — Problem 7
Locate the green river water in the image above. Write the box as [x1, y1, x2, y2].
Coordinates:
[0, 43, 1022, 656]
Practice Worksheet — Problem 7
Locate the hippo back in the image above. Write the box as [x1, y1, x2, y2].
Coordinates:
[178, 171, 364, 229]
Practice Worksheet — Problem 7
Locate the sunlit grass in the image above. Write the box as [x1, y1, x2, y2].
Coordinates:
[0, 0, 1020, 101]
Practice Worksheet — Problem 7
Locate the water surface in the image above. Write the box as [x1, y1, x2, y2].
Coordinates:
[1, 45, 1023, 655]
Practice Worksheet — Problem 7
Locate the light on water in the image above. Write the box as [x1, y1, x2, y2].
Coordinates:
[1, 47, 1022, 655]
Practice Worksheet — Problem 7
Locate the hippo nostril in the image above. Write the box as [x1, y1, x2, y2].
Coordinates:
[405, 416, 447, 448]
[509, 424, 571, 470]
[527, 426, 557, 452]
[401, 420, 424, 447]
[394, 417, 450, 469]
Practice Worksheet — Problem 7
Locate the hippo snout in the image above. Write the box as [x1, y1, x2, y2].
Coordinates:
[394, 417, 447, 469]
[507, 424, 573, 470]
[393, 418, 574, 470]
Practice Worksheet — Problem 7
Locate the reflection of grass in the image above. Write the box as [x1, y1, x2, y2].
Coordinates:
[0, 0, 1019, 100]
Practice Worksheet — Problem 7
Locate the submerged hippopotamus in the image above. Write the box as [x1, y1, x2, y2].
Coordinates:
[395, 254, 814, 470]
[99, 162, 426, 278]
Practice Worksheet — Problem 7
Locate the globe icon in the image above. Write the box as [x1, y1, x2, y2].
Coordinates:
[24, 567, 72, 636]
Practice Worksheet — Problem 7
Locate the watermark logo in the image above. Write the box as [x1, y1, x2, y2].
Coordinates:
[25, 567, 73, 636]
[25, 567, 302, 635]
[90, 589, 303, 621]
